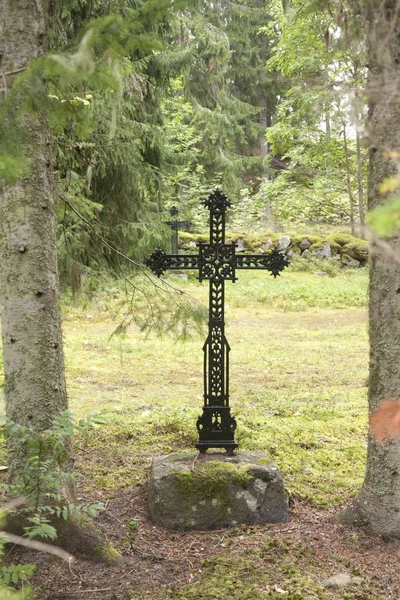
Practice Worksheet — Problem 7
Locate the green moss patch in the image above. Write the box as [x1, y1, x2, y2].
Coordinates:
[341, 241, 369, 262]
[176, 461, 252, 502]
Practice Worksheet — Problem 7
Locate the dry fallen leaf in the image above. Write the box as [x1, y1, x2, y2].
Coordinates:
[274, 585, 288, 595]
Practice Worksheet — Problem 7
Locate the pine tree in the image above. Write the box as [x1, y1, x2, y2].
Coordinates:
[171, 0, 283, 200]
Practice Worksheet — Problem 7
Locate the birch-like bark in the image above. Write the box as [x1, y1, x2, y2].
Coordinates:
[342, 122, 355, 236]
[356, 130, 365, 236]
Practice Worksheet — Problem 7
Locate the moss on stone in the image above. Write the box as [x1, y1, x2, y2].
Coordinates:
[176, 461, 252, 503]
[179, 231, 369, 267]
[308, 240, 329, 251]
[327, 232, 358, 246]
[291, 235, 324, 248]
[168, 452, 198, 463]
[342, 241, 369, 262]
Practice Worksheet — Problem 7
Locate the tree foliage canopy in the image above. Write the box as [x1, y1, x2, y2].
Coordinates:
[0, 0, 370, 283]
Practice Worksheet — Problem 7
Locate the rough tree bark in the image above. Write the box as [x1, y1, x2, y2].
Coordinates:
[338, 0, 400, 535]
[0, 0, 68, 471]
[0, 0, 119, 560]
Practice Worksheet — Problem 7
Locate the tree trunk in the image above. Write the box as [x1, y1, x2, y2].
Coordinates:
[356, 130, 366, 237]
[338, 0, 400, 535]
[342, 122, 355, 236]
[353, 60, 366, 238]
[0, 0, 68, 478]
[0, 1, 120, 561]
[259, 90, 271, 224]
[256, 0, 272, 225]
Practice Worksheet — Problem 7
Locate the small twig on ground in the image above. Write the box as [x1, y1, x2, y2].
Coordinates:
[130, 546, 165, 562]
[54, 589, 112, 595]
[190, 451, 200, 471]
[68, 560, 84, 582]
[104, 508, 125, 526]
[36, 562, 65, 592]
[129, 489, 143, 503]
[1, 67, 25, 77]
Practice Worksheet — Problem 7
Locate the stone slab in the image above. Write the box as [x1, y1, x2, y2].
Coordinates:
[147, 451, 289, 530]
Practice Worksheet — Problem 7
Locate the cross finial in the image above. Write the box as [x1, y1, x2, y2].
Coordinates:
[203, 189, 231, 213]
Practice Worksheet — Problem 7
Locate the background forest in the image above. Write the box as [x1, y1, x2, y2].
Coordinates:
[34, 0, 368, 285]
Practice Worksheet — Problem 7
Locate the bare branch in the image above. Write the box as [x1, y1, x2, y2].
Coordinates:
[0, 531, 74, 562]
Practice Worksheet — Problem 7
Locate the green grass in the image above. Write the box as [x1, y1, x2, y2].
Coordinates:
[66, 268, 368, 507]
[0, 267, 369, 507]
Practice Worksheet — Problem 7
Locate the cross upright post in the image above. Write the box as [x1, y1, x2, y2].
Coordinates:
[146, 189, 289, 452]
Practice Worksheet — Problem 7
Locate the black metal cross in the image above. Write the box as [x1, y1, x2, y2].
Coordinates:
[146, 190, 289, 452]
[166, 206, 192, 255]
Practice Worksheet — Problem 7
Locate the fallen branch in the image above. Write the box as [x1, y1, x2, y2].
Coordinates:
[0, 531, 74, 563]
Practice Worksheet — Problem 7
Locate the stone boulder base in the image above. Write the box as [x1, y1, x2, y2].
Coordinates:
[148, 451, 289, 531]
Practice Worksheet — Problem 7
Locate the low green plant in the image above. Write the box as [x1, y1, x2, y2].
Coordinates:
[288, 255, 341, 277]
[2, 410, 106, 540]
[0, 503, 34, 599]
[0, 562, 35, 599]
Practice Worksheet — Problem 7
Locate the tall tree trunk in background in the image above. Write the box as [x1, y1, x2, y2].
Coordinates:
[0, 0, 68, 477]
[353, 61, 366, 238]
[356, 130, 366, 237]
[342, 122, 355, 235]
[338, 0, 400, 535]
[257, 0, 271, 225]
[259, 90, 271, 224]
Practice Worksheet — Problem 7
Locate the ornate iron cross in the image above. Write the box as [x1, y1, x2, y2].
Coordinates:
[146, 190, 289, 452]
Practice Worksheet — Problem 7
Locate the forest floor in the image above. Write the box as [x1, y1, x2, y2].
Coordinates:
[3, 264, 400, 599]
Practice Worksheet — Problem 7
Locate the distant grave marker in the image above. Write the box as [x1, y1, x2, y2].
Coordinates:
[166, 206, 192, 255]
[146, 189, 288, 452]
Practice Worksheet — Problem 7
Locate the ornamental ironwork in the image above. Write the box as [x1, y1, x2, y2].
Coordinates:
[146, 189, 289, 452]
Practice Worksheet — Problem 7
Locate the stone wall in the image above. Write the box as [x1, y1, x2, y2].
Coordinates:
[179, 232, 369, 268]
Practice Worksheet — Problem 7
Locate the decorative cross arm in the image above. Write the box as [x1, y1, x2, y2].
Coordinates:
[235, 251, 289, 278]
[145, 248, 200, 278]
[166, 219, 193, 232]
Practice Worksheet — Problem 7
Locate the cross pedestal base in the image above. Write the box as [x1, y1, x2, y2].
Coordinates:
[195, 440, 238, 453]
[147, 451, 289, 531]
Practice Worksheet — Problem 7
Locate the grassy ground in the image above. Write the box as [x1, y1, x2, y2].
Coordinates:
[56, 266, 369, 509]
[3, 263, 387, 599]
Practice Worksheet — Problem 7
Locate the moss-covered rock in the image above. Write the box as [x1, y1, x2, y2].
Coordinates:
[327, 233, 358, 246]
[291, 235, 324, 250]
[148, 451, 289, 530]
[341, 240, 369, 262]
